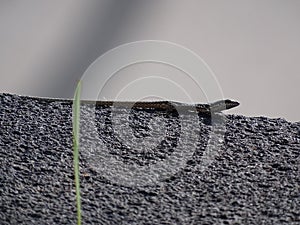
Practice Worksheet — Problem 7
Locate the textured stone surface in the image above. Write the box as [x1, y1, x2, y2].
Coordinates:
[0, 93, 299, 224]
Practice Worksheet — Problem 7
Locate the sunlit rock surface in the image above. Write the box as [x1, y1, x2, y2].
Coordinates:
[0, 93, 299, 224]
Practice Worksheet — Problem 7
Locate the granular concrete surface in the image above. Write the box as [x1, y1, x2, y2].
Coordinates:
[0, 93, 299, 224]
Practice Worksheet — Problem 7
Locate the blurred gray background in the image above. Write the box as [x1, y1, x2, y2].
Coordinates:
[0, 0, 299, 121]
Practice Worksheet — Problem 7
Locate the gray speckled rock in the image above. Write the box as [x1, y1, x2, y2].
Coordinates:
[0, 93, 299, 224]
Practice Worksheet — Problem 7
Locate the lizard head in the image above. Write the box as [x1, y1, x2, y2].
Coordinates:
[209, 99, 240, 112]
[224, 99, 240, 110]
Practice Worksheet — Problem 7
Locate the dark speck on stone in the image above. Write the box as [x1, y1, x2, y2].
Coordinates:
[0, 93, 299, 224]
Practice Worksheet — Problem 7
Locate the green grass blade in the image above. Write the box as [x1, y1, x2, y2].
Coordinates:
[73, 81, 82, 225]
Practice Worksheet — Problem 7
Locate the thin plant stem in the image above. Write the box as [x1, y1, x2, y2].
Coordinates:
[73, 81, 82, 225]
